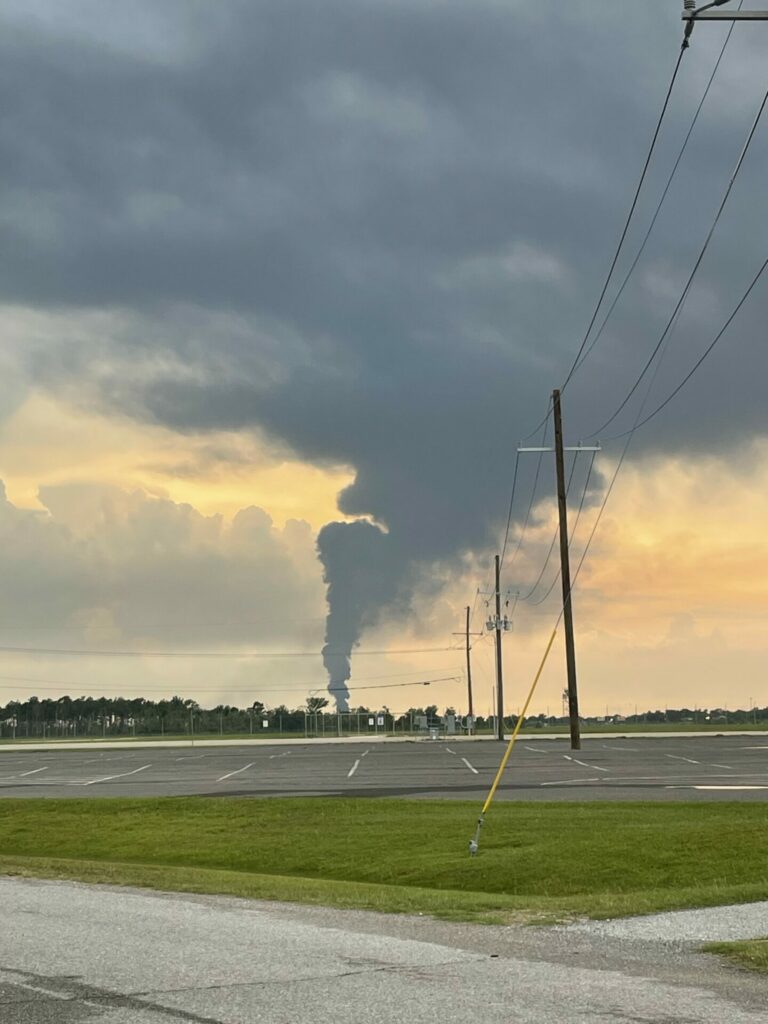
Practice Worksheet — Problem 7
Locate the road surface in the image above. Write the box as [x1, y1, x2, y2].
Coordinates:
[2, 877, 768, 1022]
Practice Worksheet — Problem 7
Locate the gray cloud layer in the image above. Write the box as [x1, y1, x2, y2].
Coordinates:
[0, 481, 324, 649]
[2, 1, 767, 670]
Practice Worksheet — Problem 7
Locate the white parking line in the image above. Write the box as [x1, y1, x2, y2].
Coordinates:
[82, 764, 151, 786]
[602, 745, 639, 751]
[524, 746, 547, 754]
[269, 752, 291, 759]
[666, 785, 768, 791]
[19, 767, 48, 777]
[709, 763, 734, 770]
[176, 754, 205, 761]
[541, 777, 602, 786]
[445, 747, 456, 755]
[216, 763, 254, 782]
[461, 757, 478, 775]
[361, 749, 371, 758]
[665, 754, 700, 764]
[564, 754, 608, 772]
[347, 759, 360, 778]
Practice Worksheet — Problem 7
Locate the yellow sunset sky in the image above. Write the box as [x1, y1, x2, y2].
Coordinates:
[0, 390, 765, 717]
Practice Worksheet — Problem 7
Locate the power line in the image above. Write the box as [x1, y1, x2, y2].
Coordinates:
[498, 449, 521, 567]
[560, 43, 689, 391]
[528, 451, 597, 607]
[500, 416, 549, 573]
[604, 253, 768, 440]
[517, 41, 689, 454]
[571, 6, 742, 378]
[516, 451, 580, 602]
[0, 644, 453, 659]
[588, 79, 768, 438]
[549, 291, 693, 635]
[0, 666, 455, 692]
[0, 676, 460, 697]
[493, 39, 689, 582]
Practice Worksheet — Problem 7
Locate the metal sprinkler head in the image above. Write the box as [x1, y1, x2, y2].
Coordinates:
[468, 816, 483, 856]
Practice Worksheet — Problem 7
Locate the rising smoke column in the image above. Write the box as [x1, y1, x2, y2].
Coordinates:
[317, 519, 405, 712]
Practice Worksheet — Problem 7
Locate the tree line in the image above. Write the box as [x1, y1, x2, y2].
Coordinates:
[0, 694, 451, 739]
[0, 694, 764, 739]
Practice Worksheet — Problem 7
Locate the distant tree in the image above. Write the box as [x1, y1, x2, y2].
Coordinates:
[306, 696, 329, 713]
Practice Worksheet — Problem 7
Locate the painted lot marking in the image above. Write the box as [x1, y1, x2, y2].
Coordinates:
[665, 754, 700, 765]
[347, 759, 360, 778]
[461, 757, 479, 775]
[564, 755, 608, 772]
[542, 777, 601, 787]
[216, 763, 254, 782]
[19, 767, 48, 777]
[667, 785, 768, 791]
[709, 763, 734, 770]
[445, 747, 456, 755]
[524, 746, 548, 754]
[602, 744, 639, 751]
[176, 754, 205, 761]
[83, 764, 151, 786]
[269, 752, 291, 759]
[361, 749, 371, 758]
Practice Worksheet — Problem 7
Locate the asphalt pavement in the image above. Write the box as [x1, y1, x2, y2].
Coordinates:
[2, 877, 768, 1023]
[1, 735, 768, 800]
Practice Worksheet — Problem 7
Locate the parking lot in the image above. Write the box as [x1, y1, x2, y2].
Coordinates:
[1, 735, 767, 800]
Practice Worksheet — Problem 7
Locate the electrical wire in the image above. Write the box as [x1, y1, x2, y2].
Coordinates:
[515, 451, 579, 602]
[560, 43, 689, 392]
[571, 6, 742, 378]
[498, 449, 521, 568]
[0, 676, 460, 698]
[588, 80, 768, 439]
[500, 416, 549, 573]
[604, 254, 768, 440]
[529, 451, 597, 606]
[550, 299, 691, 634]
[490, 38, 689, 579]
[0, 667, 458, 690]
[0, 644, 454, 659]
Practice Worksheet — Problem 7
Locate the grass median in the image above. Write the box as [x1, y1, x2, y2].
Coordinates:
[1, 798, 767, 923]
[705, 939, 768, 974]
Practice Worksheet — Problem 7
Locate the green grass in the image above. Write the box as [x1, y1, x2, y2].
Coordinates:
[705, 939, 768, 974]
[1, 799, 768, 922]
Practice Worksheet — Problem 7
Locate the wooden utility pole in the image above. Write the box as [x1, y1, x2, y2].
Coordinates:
[494, 554, 504, 741]
[465, 605, 474, 733]
[552, 388, 580, 750]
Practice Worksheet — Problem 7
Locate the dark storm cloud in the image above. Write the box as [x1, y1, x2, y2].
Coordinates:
[2, 0, 767, 649]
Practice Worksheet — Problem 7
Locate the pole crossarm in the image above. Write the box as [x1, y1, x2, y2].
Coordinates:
[682, 11, 768, 18]
[517, 445, 602, 453]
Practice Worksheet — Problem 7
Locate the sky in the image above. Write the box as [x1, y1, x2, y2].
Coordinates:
[0, 0, 766, 717]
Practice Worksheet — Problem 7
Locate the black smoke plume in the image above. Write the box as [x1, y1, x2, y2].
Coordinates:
[317, 519, 405, 712]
